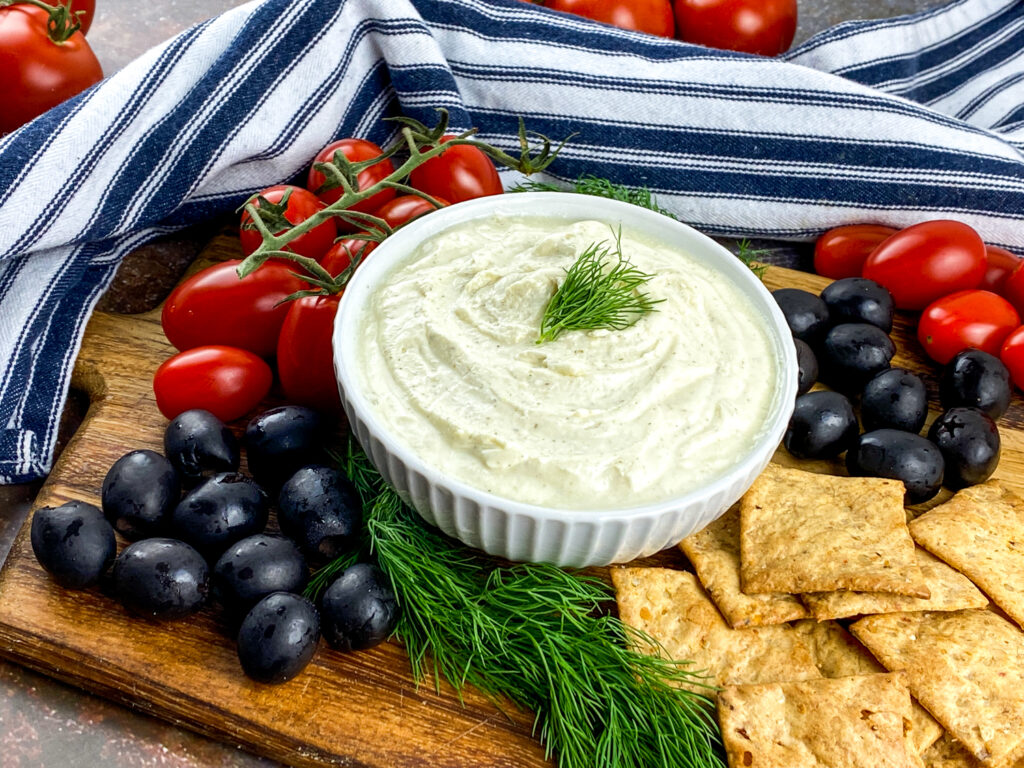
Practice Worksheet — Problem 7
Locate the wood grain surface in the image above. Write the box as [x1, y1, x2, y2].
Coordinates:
[1, 231, 1022, 768]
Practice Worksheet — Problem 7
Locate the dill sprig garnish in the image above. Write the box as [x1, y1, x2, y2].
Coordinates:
[537, 229, 663, 344]
[306, 440, 725, 768]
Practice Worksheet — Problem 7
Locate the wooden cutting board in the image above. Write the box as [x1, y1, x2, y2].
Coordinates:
[1, 230, 1023, 768]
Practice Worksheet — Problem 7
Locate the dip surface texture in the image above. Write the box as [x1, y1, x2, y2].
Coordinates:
[357, 217, 777, 509]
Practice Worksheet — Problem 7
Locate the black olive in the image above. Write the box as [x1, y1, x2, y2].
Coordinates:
[101, 450, 180, 540]
[237, 593, 320, 684]
[784, 391, 858, 459]
[820, 277, 894, 333]
[214, 535, 308, 619]
[163, 409, 240, 484]
[939, 349, 1012, 420]
[170, 473, 269, 560]
[278, 466, 361, 564]
[819, 323, 896, 393]
[847, 429, 944, 504]
[320, 563, 398, 652]
[794, 339, 818, 396]
[927, 407, 1000, 490]
[244, 407, 327, 491]
[30, 501, 116, 589]
[771, 289, 830, 345]
[861, 368, 928, 434]
[112, 538, 208, 620]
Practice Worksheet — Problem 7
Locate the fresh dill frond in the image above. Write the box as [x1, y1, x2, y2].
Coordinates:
[735, 238, 770, 281]
[538, 228, 663, 344]
[513, 174, 678, 220]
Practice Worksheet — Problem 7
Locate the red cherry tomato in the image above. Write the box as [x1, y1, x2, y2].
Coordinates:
[981, 246, 1022, 295]
[862, 220, 986, 311]
[813, 225, 898, 280]
[161, 260, 306, 358]
[306, 138, 396, 219]
[999, 261, 1024, 318]
[153, 346, 272, 422]
[239, 185, 336, 262]
[673, 0, 797, 56]
[1000, 326, 1024, 391]
[277, 295, 342, 414]
[0, 4, 103, 135]
[917, 290, 1020, 365]
[545, 0, 675, 37]
[409, 136, 502, 204]
[375, 195, 449, 230]
[320, 239, 378, 278]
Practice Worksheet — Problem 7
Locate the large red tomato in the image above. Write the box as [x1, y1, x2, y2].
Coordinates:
[673, 0, 797, 55]
[813, 225, 898, 280]
[545, 0, 675, 37]
[0, 4, 103, 135]
[161, 260, 306, 358]
[862, 220, 986, 311]
[306, 138, 395, 217]
[375, 195, 449, 230]
[153, 346, 273, 422]
[980, 246, 1022, 295]
[409, 136, 503, 204]
[1000, 326, 1024, 391]
[239, 185, 336, 263]
[917, 290, 1020, 365]
[277, 295, 342, 414]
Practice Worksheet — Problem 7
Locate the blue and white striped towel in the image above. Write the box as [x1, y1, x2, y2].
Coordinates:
[1, 0, 1022, 483]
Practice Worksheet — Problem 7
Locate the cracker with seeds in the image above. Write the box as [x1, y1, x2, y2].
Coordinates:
[852, 609, 1024, 767]
[794, 619, 943, 755]
[611, 567, 820, 691]
[802, 548, 988, 621]
[740, 464, 928, 597]
[717, 672, 920, 768]
[680, 505, 809, 628]
[910, 482, 1024, 630]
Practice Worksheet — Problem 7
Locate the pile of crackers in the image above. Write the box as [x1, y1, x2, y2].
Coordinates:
[612, 463, 1024, 768]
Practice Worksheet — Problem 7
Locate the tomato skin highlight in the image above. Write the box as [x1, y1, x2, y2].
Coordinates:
[862, 220, 987, 311]
[277, 296, 342, 414]
[673, 0, 797, 55]
[306, 138, 396, 216]
[161, 260, 306, 358]
[374, 195, 449, 230]
[813, 225, 898, 280]
[545, 0, 675, 37]
[1000, 326, 1024, 392]
[981, 246, 1022, 296]
[320, 239, 377, 278]
[239, 185, 336, 263]
[409, 136, 503, 204]
[153, 346, 273, 422]
[0, 4, 103, 135]
[917, 290, 1020, 365]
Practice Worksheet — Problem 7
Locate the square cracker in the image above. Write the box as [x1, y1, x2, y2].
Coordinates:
[794, 619, 943, 755]
[852, 609, 1024, 767]
[802, 548, 989, 621]
[717, 672, 920, 768]
[610, 567, 820, 691]
[680, 505, 808, 628]
[910, 482, 1024, 630]
[740, 464, 928, 597]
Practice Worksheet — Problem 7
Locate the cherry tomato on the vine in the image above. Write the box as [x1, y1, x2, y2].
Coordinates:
[0, 4, 103, 135]
[409, 136, 503, 204]
[239, 185, 336, 263]
[981, 246, 1022, 295]
[544, 0, 675, 37]
[375, 195, 449, 230]
[673, 0, 797, 56]
[320, 239, 378, 278]
[161, 260, 306, 358]
[306, 138, 395, 220]
[862, 220, 986, 311]
[813, 225, 897, 280]
[277, 295, 342, 414]
[154, 346, 273, 422]
[917, 290, 1020, 365]
[1000, 326, 1024, 392]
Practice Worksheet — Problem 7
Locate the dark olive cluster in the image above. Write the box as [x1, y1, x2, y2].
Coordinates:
[774, 279, 1008, 504]
[30, 405, 398, 685]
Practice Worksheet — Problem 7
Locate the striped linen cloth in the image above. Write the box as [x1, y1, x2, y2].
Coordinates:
[1, 0, 1022, 483]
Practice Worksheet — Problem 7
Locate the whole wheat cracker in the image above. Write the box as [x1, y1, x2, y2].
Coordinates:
[910, 482, 1024, 630]
[852, 609, 1024, 768]
[610, 567, 820, 692]
[802, 548, 988, 621]
[740, 464, 928, 597]
[680, 504, 808, 628]
[717, 672, 920, 768]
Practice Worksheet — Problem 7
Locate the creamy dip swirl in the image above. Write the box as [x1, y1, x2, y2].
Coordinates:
[357, 217, 777, 509]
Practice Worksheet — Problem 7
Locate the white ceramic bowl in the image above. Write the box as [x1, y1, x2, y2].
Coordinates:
[333, 192, 797, 567]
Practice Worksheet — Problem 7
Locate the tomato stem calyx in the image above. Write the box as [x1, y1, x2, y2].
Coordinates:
[1, 0, 84, 42]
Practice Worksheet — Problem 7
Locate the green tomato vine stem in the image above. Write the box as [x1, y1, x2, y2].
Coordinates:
[0, 0, 84, 40]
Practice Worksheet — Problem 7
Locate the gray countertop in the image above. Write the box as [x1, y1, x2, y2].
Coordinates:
[0, 0, 947, 765]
